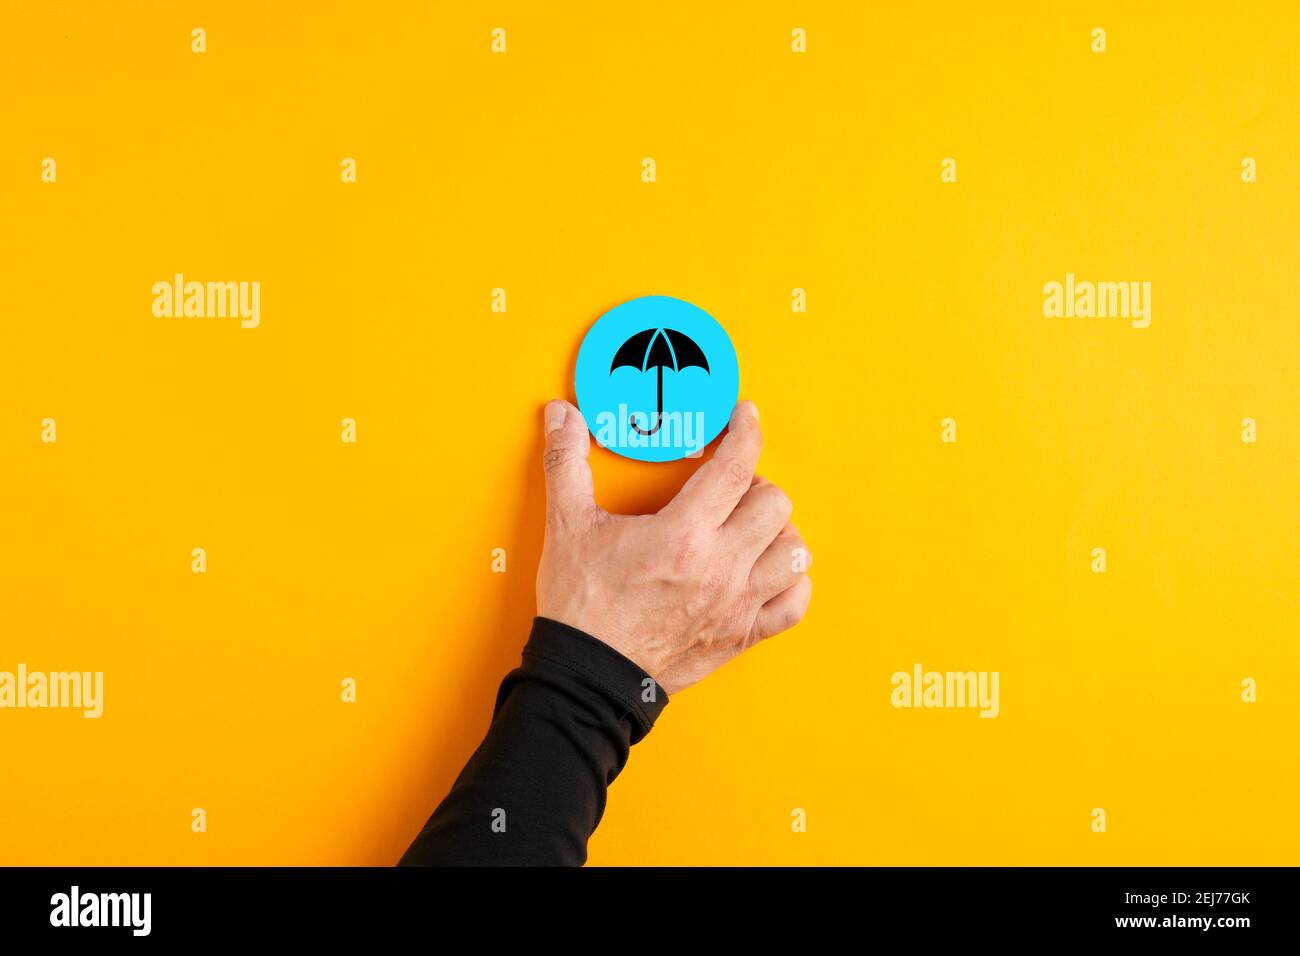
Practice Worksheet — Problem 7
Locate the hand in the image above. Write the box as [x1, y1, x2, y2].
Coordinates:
[535, 399, 812, 695]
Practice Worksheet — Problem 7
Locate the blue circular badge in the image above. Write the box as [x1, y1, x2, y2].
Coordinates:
[575, 296, 739, 463]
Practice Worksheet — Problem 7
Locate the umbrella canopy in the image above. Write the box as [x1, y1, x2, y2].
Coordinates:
[610, 327, 710, 375]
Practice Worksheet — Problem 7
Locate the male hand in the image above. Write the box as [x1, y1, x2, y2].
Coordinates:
[536, 399, 811, 695]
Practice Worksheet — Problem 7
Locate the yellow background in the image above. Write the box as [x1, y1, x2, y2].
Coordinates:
[2, 1, 1297, 865]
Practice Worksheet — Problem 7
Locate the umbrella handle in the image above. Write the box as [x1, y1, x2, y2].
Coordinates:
[630, 411, 662, 436]
[631, 365, 665, 436]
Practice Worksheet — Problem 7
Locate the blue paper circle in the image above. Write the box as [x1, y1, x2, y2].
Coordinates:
[575, 296, 739, 463]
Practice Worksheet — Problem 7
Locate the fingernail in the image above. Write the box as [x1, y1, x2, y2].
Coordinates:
[734, 400, 757, 423]
[544, 400, 567, 434]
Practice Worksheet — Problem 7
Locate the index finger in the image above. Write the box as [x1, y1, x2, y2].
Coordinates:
[662, 401, 762, 526]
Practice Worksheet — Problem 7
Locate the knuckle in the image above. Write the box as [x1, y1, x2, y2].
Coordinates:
[543, 445, 573, 473]
[724, 460, 751, 490]
[733, 595, 760, 637]
[793, 582, 813, 622]
[707, 592, 751, 642]
[689, 562, 739, 618]
[670, 529, 704, 573]
[703, 562, 732, 597]
[772, 489, 794, 520]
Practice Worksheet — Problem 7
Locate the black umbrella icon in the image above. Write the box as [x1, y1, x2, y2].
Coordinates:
[610, 327, 710, 436]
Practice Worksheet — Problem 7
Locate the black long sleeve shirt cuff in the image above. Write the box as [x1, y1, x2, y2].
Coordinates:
[398, 617, 669, 866]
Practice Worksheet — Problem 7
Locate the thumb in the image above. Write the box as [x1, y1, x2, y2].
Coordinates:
[542, 400, 596, 522]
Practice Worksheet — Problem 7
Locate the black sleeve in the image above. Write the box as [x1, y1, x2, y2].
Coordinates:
[398, 617, 669, 866]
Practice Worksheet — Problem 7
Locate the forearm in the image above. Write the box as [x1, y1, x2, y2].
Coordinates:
[399, 617, 668, 866]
